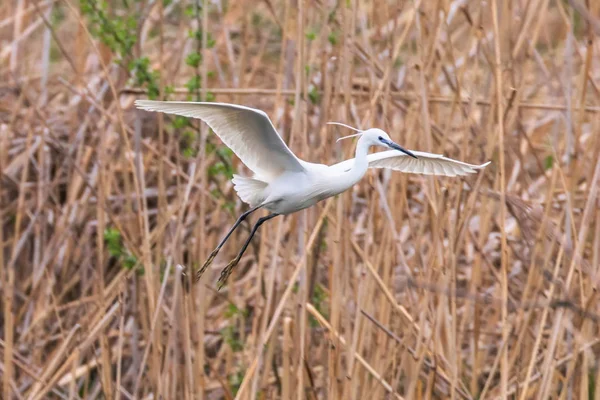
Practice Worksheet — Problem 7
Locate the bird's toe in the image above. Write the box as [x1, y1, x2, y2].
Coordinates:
[195, 253, 217, 282]
[216, 259, 239, 290]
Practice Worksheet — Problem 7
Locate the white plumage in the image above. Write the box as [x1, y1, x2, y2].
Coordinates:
[135, 100, 490, 288]
[330, 149, 489, 177]
[135, 100, 304, 180]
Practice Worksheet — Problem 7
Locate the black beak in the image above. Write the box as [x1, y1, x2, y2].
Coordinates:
[382, 139, 418, 159]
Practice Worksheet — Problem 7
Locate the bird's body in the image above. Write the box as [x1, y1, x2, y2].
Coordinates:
[135, 100, 490, 288]
[247, 169, 329, 215]
[234, 160, 356, 215]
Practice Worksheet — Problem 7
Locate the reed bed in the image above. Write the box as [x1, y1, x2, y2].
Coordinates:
[1, 0, 600, 398]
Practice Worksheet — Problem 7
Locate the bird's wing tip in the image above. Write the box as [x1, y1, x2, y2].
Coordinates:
[134, 99, 160, 111]
[469, 161, 491, 170]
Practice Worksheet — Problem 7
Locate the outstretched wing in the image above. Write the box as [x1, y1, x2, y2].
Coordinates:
[135, 100, 305, 180]
[330, 150, 490, 177]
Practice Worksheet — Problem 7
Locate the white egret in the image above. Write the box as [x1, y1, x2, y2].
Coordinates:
[135, 100, 490, 288]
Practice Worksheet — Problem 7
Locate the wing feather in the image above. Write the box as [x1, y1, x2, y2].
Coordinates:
[135, 100, 305, 179]
[330, 149, 489, 177]
[370, 150, 489, 176]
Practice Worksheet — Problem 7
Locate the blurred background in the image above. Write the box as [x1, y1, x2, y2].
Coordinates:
[1, 0, 600, 398]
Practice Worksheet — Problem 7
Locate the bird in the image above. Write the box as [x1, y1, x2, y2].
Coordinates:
[135, 100, 490, 289]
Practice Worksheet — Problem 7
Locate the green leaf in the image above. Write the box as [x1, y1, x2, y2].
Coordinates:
[328, 10, 337, 23]
[308, 86, 320, 104]
[188, 30, 215, 48]
[251, 12, 262, 26]
[173, 116, 190, 129]
[221, 325, 243, 352]
[208, 162, 230, 177]
[223, 201, 235, 213]
[544, 155, 554, 170]
[182, 147, 197, 158]
[183, 130, 196, 141]
[51, 6, 66, 24]
[185, 75, 201, 92]
[312, 283, 327, 307]
[104, 227, 122, 257]
[216, 146, 233, 160]
[224, 303, 241, 318]
[328, 31, 338, 45]
[309, 315, 319, 327]
[228, 370, 244, 396]
[123, 254, 138, 269]
[205, 142, 216, 154]
[184, 4, 195, 17]
[210, 188, 222, 199]
[185, 52, 202, 68]
[207, 35, 216, 48]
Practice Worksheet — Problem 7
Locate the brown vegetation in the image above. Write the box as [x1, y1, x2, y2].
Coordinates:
[2, 0, 600, 398]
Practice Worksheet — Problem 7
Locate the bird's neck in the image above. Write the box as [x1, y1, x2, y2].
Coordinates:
[343, 136, 370, 187]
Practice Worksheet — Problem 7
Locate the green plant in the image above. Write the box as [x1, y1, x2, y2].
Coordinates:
[228, 369, 245, 396]
[220, 301, 249, 353]
[222, 305, 246, 396]
[130, 57, 160, 99]
[103, 227, 141, 273]
[310, 283, 328, 327]
[221, 324, 243, 353]
[308, 85, 320, 105]
[80, 0, 162, 99]
[328, 31, 338, 45]
[544, 155, 554, 170]
[170, 2, 218, 159]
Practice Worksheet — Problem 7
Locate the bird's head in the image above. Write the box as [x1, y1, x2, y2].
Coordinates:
[327, 123, 418, 159]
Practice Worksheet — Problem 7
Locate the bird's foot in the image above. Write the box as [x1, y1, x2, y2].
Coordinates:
[216, 258, 240, 290]
[195, 249, 219, 283]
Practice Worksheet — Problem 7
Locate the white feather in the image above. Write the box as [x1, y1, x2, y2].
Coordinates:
[135, 100, 305, 180]
[330, 150, 490, 177]
[231, 174, 269, 207]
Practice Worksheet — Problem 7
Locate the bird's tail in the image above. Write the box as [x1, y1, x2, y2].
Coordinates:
[232, 175, 268, 207]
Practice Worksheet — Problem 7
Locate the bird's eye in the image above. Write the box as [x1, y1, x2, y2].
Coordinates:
[378, 136, 383, 141]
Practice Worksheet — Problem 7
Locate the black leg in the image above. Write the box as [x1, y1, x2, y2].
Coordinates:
[195, 205, 262, 283]
[217, 213, 279, 289]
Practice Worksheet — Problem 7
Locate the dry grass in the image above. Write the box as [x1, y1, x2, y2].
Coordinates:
[2, 0, 600, 398]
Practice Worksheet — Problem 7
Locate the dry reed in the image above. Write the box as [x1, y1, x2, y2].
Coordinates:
[1, 0, 600, 398]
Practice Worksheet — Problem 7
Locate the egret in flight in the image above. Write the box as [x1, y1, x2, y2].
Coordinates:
[135, 100, 490, 288]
